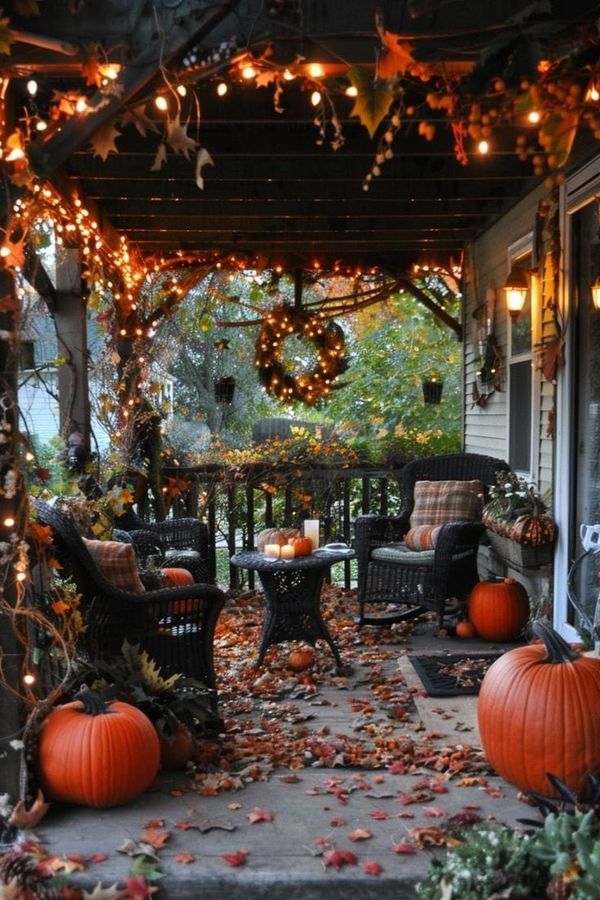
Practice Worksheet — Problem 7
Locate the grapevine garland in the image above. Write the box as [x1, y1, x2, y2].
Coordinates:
[254, 305, 347, 405]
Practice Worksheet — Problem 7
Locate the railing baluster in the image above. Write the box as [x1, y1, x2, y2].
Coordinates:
[228, 485, 238, 589]
[246, 483, 255, 590]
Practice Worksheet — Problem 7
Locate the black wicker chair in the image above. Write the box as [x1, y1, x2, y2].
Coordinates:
[354, 453, 510, 628]
[33, 500, 225, 692]
[112, 503, 214, 584]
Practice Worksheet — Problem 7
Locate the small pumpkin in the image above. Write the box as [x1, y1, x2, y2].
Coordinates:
[468, 578, 529, 642]
[455, 620, 477, 639]
[288, 646, 315, 671]
[478, 622, 600, 798]
[37, 690, 160, 808]
[256, 527, 300, 552]
[288, 536, 313, 556]
[509, 514, 557, 546]
[159, 723, 195, 770]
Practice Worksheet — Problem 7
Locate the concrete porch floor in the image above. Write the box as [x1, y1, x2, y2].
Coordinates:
[25, 609, 533, 899]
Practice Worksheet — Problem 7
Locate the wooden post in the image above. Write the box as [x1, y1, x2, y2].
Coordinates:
[52, 247, 90, 442]
[0, 266, 24, 800]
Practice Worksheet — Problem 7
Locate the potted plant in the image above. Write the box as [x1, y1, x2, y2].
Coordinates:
[482, 470, 557, 568]
[71, 641, 220, 769]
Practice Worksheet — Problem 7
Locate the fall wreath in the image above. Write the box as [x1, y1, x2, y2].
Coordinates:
[254, 305, 347, 405]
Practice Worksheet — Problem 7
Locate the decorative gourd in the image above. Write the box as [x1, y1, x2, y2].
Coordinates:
[509, 514, 557, 546]
[256, 527, 300, 552]
[288, 646, 314, 671]
[159, 723, 195, 770]
[455, 620, 477, 639]
[288, 536, 313, 557]
[37, 691, 160, 808]
[469, 578, 529, 641]
[478, 622, 600, 798]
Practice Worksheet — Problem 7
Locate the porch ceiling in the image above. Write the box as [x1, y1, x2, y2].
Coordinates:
[6, 0, 600, 275]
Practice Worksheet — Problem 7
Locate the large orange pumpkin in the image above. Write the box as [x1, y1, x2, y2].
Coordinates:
[38, 691, 160, 808]
[469, 578, 529, 641]
[478, 622, 600, 798]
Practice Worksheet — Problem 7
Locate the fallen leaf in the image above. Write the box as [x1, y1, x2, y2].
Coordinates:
[329, 816, 347, 827]
[347, 827, 372, 842]
[89, 853, 109, 864]
[367, 809, 390, 820]
[247, 807, 274, 824]
[140, 828, 170, 849]
[424, 806, 447, 818]
[117, 838, 159, 861]
[122, 875, 159, 899]
[175, 853, 196, 864]
[9, 790, 49, 828]
[222, 850, 249, 867]
[362, 860, 382, 876]
[83, 884, 124, 900]
[322, 848, 357, 870]
[143, 819, 165, 829]
[392, 841, 416, 855]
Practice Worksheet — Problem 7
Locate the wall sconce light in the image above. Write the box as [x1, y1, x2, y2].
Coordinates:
[504, 265, 529, 318]
[591, 277, 600, 310]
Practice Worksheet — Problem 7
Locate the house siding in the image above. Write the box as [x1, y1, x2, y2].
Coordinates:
[464, 183, 553, 496]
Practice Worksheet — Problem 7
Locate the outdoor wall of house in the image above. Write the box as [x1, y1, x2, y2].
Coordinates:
[464, 182, 555, 606]
[464, 182, 552, 493]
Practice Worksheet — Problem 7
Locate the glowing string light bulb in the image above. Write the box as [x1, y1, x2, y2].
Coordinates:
[154, 95, 168, 111]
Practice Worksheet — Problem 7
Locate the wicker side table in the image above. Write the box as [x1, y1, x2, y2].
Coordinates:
[231, 549, 354, 669]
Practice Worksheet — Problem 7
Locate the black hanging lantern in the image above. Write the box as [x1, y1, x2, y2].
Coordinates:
[214, 376, 236, 404]
[422, 378, 443, 404]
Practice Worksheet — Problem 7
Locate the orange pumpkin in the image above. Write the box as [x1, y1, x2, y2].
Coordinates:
[256, 527, 300, 551]
[455, 620, 477, 639]
[162, 567, 194, 586]
[288, 536, 313, 556]
[159, 723, 195, 769]
[478, 622, 600, 798]
[38, 691, 160, 808]
[468, 578, 529, 642]
[288, 646, 315, 671]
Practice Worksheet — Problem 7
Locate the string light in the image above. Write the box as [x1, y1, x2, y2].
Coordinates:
[154, 95, 168, 111]
[35, 119, 47, 132]
[26, 79, 38, 97]
[478, 139, 490, 154]
[216, 81, 228, 96]
[176, 84, 187, 97]
[75, 98, 88, 113]
[283, 69, 295, 81]
[241, 65, 256, 80]
[307, 63, 324, 78]
[310, 90, 322, 107]
[3, 517, 15, 527]
[528, 110, 541, 123]
[23, 673, 36, 686]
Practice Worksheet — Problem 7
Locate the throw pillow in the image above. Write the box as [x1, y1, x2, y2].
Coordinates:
[82, 538, 145, 593]
[409, 479, 484, 529]
[404, 525, 443, 551]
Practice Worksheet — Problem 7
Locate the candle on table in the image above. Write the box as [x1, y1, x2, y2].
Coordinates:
[280, 544, 295, 560]
[303, 519, 320, 551]
[264, 543, 281, 558]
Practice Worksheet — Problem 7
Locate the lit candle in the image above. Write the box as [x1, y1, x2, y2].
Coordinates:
[280, 544, 295, 560]
[303, 519, 320, 550]
[264, 543, 281, 559]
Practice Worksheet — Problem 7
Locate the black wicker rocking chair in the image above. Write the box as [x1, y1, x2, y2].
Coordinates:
[33, 500, 225, 692]
[354, 453, 510, 628]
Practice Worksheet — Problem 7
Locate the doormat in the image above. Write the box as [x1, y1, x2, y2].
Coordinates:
[408, 652, 503, 697]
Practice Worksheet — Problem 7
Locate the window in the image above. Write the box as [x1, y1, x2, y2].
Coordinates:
[508, 250, 535, 475]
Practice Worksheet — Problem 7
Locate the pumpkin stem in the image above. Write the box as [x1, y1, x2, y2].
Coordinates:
[531, 621, 580, 663]
[74, 689, 114, 716]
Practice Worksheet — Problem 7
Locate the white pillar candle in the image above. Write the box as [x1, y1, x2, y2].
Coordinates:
[303, 519, 320, 550]
[280, 544, 295, 560]
[264, 543, 281, 558]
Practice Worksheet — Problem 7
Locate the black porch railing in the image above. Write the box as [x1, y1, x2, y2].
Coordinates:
[159, 464, 402, 591]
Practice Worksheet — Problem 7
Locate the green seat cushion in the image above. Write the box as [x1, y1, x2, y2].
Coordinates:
[371, 543, 435, 565]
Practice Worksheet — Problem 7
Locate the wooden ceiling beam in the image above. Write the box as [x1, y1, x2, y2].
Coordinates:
[29, 0, 242, 178]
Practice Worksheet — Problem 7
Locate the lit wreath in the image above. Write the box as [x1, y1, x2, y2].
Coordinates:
[254, 305, 347, 405]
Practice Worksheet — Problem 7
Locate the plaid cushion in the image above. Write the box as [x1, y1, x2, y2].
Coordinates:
[409, 480, 483, 528]
[405, 525, 443, 551]
[82, 539, 145, 593]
